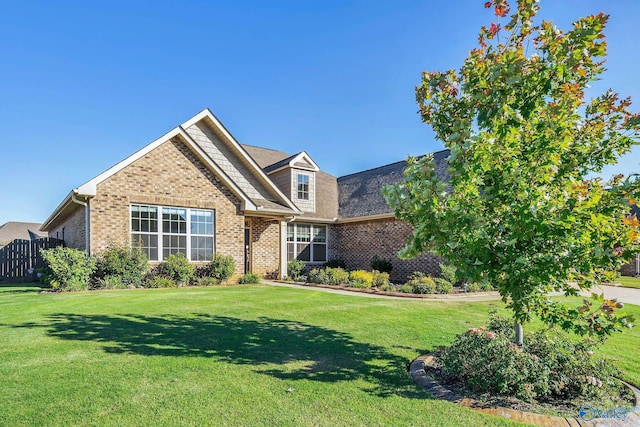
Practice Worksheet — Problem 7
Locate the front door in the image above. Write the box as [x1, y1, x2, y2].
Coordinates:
[244, 222, 251, 274]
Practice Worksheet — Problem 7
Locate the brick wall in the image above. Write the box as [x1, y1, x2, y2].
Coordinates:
[47, 206, 87, 250]
[249, 217, 280, 279]
[89, 136, 247, 279]
[337, 217, 443, 283]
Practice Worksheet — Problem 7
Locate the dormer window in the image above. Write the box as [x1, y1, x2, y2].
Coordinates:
[297, 174, 309, 200]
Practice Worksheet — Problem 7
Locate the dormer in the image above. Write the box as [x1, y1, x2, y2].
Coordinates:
[264, 152, 319, 213]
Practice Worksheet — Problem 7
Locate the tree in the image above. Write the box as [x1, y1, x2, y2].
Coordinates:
[384, 0, 640, 344]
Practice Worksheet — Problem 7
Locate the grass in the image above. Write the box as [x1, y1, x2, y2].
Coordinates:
[613, 276, 640, 289]
[0, 284, 638, 426]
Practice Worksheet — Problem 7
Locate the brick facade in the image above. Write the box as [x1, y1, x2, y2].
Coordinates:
[621, 255, 639, 277]
[337, 217, 443, 283]
[48, 207, 86, 251]
[249, 217, 281, 279]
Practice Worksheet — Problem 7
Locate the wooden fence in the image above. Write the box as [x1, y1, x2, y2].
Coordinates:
[0, 238, 65, 283]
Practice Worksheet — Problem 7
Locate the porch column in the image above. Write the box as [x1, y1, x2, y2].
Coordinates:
[280, 220, 288, 279]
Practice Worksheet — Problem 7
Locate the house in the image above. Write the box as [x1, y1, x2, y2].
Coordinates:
[621, 205, 640, 277]
[0, 222, 47, 247]
[40, 109, 446, 282]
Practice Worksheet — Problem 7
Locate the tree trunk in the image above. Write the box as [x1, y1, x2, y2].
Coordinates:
[514, 321, 524, 346]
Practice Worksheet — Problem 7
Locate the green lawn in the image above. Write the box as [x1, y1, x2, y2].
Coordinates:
[1, 284, 638, 426]
[613, 276, 640, 289]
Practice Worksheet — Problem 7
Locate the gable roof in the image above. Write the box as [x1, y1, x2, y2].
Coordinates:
[337, 149, 450, 219]
[0, 222, 46, 246]
[263, 151, 319, 174]
[42, 109, 301, 230]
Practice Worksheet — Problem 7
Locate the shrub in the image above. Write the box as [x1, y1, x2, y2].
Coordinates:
[409, 276, 436, 294]
[40, 247, 96, 292]
[407, 271, 426, 281]
[287, 259, 306, 281]
[349, 270, 373, 288]
[145, 276, 176, 288]
[326, 267, 349, 285]
[308, 268, 326, 284]
[324, 259, 347, 269]
[434, 278, 453, 294]
[399, 284, 413, 293]
[480, 282, 495, 292]
[94, 242, 148, 289]
[439, 263, 458, 285]
[465, 282, 482, 293]
[238, 273, 261, 284]
[370, 256, 393, 274]
[372, 271, 390, 288]
[210, 254, 236, 283]
[160, 253, 195, 285]
[438, 316, 621, 402]
[308, 267, 349, 285]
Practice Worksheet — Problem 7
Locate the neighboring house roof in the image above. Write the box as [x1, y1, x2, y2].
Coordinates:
[0, 222, 46, 246]
[337, 149, 450, 219]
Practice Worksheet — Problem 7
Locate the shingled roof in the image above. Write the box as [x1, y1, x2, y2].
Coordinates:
[241, 144, 291, 169]
[337, 149, 450, 219]
[0, 222, 46, 246]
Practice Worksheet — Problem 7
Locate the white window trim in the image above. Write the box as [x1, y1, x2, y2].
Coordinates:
[130, 204, 216, 261]
[297, 173, 310, 200]
[287, 223, 327, 263]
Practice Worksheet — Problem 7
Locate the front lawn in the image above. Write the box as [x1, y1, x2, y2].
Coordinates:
[1, 284, 638, 426]
[614, 276, 640, 289]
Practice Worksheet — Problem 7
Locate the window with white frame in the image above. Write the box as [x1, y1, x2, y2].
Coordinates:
[297, 174, 309, 200]
[287, 223, 327, 262]
[131, 204, 214, 261]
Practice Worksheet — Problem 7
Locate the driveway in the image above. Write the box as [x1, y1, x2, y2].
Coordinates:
[589, 284, 640, 306]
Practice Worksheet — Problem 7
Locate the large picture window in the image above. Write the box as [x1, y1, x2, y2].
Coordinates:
[131, 204, 214, 261]
[287, 223, 327, 263]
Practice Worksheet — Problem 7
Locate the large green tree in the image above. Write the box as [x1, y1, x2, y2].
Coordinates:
[384, 0, 640, 343]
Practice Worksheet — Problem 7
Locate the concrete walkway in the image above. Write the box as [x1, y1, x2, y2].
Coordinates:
[262, 280, 640, 306]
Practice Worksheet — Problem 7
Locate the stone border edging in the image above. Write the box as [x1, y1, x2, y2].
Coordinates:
[271, 280, 500, 299]
[409, 353, 640, 427]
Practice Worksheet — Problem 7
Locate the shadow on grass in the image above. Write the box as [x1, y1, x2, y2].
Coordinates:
[14, 313, 427, 398]
[0, 283, 46, 294]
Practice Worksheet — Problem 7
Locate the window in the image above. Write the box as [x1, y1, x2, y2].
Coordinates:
[287, 223, 327, 263]
[297, 174, 309, 200]
[131, 204, 214, 261]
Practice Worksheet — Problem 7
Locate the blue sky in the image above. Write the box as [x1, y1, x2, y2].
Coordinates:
[1, 0, 639, 226]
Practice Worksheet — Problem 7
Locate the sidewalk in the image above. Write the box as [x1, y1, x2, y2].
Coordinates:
[262, 280, 640, 305]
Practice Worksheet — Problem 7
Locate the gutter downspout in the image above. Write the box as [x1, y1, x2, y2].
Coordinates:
[71, 192, 90, 254]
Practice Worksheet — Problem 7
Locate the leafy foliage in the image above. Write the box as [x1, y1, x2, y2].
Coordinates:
[94, 242, 148, 289]
[372, 271, 390, 288]
[308, 267, 349, 285]
[438, 313, 623, 403]
[407, 275, 436, 294]
[349, 270, 374, 288]
[324, 259, 347, 269]
[287, 259, 306, 281]
[238, 273, 261, 284]
[384, 0, 640, 339]
[210, 254, 236, 283]
[370, 256, 393, 274]
[144, 276, 176, 288]
[40, 247, 96, 292]
[160, 253, 195, 285]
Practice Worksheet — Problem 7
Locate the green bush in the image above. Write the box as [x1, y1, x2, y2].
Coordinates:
[324, 259, 346, 269]
[210, 254, 236, 283]
[40, 247, 96, 292]
[465, 282, 482, 293]
[372, 271, 390, 288]
[438, 314, 621, 402]
[94, 242, 148, 289]
[480, 282, 495, 292]
[349, 270, 373, 288]
[308, 267, 349, 285]
[370, 256, 393, 274]
[238, 273, 261, 284]
[407, 271, 426, 281]
[435, 278, 453, 294]
[160, 253, 195, 285]
[399, 284, 413, 293]
[287, 259, 306, 281]
[145, 276, 176, 288]
[439, 263, 458, 285]
[409, 276, 436, 294]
